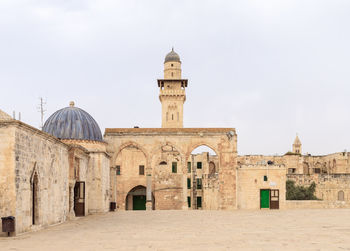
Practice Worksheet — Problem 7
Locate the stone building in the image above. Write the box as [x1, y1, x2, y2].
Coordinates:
[1, 48, 350, 236]
[0, 102, 111, 236]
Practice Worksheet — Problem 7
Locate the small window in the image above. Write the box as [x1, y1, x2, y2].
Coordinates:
[187, 162, 191, 173]
[172, 162, 177, 173]
[197, 178, 202, 189]
[139, 165, 145, 175]
[263, 175, 268, 181]
[197, 162, 202, 169]
[187, 196, 191, 207]
[187, 178, 191, 189]
[288, 168, 296, 174]
[171, 64, 173, 67]
[116, 165, 121, 175]
[314, 168, 321, 174]
[197, 197, 202, 208]
[171, 72, 173, 77]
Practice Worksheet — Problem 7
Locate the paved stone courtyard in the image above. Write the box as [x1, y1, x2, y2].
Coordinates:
[1, 209, 350, 251]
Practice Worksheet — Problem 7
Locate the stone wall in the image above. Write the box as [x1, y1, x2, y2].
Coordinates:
[105, 128, 237, 210]
[0, 121, 70, 235]
[237, 164, 286, 210]
[287, 174, 350, 202]
[14, 123, 70, 234]
[239, 152, 350, 175]
[0, 126, 16, 224]
[285, 200, 350, 209]
[87, 152, 110, 213]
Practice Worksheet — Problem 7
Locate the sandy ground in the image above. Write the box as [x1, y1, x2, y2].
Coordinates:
[1, 209, 350, 251]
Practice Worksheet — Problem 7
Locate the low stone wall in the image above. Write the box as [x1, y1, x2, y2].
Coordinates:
[285, 200, 350, 209]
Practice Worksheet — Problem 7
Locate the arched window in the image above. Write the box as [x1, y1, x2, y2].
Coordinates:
[209, 162, 216, 175]
[338, 190, 345, 201]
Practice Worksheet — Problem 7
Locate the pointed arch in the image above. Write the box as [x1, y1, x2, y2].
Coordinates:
[30, 162, 40, 225]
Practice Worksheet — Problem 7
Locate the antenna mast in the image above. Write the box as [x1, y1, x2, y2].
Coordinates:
[37, 97, 46, 129]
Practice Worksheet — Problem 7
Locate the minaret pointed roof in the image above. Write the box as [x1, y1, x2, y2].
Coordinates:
[293, 135, 301, 145]
[0, 109, 13, 121]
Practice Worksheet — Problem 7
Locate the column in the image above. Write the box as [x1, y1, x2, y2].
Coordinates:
[146, 174, 152, 210]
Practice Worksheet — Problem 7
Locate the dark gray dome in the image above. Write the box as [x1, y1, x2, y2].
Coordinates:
[164, 48, 181, 63]
[43, 101, 103, 142]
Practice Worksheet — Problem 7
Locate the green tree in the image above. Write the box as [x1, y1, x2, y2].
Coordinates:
[286, 180, 318, 200]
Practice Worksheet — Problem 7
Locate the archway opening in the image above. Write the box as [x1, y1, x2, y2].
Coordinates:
[74, 181, 85, 216]
[187, 145, 218, 210]
[125, 186, 155, 210]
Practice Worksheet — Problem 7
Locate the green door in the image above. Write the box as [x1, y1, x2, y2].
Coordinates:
[133, 195, 146, 210]
[260, 189, 270, 209]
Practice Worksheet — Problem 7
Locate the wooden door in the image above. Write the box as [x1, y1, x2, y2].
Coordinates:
[74, 182, 85, 216]
[270, 189, 279, 209]
[133, 195, 146, 210]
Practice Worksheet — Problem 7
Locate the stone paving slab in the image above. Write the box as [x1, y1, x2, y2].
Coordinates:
[1, 209, 350, 250]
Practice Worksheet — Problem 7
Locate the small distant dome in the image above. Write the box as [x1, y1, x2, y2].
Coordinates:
[43, 102, 103, 141]
[164, 48, 181, 63]
[0, 109, 13, 121]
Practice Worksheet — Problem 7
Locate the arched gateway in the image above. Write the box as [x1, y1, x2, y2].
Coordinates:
[105, 128, 237, 211]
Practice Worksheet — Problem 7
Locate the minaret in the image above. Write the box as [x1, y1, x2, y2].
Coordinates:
[158, 48, 188, 128]
[292, 135, 302, 154]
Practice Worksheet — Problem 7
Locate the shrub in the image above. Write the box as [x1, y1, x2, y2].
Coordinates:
[286, 180, 318, 200]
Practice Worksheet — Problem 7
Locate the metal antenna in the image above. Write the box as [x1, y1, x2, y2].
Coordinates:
[37, 97, 46, 129]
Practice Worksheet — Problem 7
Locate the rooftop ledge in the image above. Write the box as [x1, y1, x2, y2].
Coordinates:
[104, 128, 235, 135]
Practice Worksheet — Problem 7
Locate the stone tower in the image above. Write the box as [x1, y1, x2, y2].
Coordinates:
[158, 48, 188, 128]
[293, 135, 302, 154]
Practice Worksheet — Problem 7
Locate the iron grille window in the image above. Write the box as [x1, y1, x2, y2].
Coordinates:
[187, 162, 191, 173]
[197, 178, 202, 189]
[116, 165, 121, 175]
[197, 197, 202, 208]
[187, 178, 191, 189]
[139, 165, 145, 175]
[172, 162, 177, 173]
[197, 162, 202, 169]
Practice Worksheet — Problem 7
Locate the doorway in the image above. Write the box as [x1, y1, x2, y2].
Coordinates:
[260, 189, 270, 209]
[32, 173, 39, 225]
[74, 181, 85, 216]
[133, 195, 146, 210]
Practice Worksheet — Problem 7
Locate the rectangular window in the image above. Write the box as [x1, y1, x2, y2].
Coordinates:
[187, 178, 191, 189]
[172, 162, 177, 173]
[139, 165, 145, 175]
[288, 168, 296, 174]
[197, 162, 202, 169]
[116, 165, 121, 175]
[197, 197, 202, 208]
[263, 175, 268, 181]
[187, 196, 191, 208]
[314, 168, 321, 174]
[187, 162, 191, 173]
[197, 178, 202, 189]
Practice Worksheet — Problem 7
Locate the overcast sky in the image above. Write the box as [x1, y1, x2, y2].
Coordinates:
[0, 0, 349, 155]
